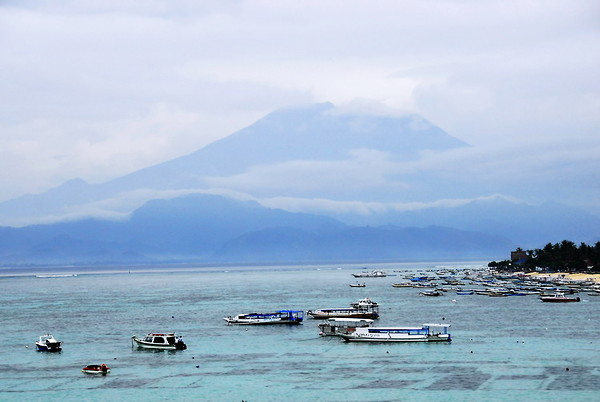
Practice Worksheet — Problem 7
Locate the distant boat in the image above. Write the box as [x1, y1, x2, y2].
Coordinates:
[341, 323, 451, 343]
[82, 364, 110, 375]
[224, 310, 304, 325]
[307, 298, 379, 319]
[540, 292, 580, 303]
[352, 271, 387, 278]
[132, 333, 187, 350]
[349, 283, 366, 288]
[35, 334, 62, 352]
[419, 290, 444, 297]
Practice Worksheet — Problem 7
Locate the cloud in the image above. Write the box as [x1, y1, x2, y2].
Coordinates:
[0, 0, 598, 212]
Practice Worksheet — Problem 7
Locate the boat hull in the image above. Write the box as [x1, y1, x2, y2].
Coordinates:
[342, 334, 451, 342]
[307, 311, 379, 320]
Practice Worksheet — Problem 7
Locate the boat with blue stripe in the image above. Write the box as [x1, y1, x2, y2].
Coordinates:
[341, 323, 451, 342]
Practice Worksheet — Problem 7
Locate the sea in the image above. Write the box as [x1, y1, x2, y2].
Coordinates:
[0, 261, 599, 402]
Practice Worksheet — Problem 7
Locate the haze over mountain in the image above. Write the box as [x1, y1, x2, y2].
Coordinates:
[1, 103, 598, 265]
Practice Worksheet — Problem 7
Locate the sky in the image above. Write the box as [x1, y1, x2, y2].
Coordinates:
[1, 0, 599, 211]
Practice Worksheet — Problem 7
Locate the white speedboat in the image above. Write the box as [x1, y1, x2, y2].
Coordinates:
[341, 323, 451, 342]
[35, 334, 62, 352]
[307, 298, 379, 319]
[318, 318, 374, 336]
[224, 310, 304, 325]
[131, 333, 187, 350]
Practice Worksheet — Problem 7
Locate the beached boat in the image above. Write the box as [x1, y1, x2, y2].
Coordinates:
[539, 292, 580, 303]
[318, 318, 374, 336]
[131, 333, 187, 349]
[224, 310, 304, 325]
[307, 298, 379, 319]
[341, 324, 451, 342]
[352, 271, 387, 278]
[35, 334, 62, 352]
[82, 364, 110, 375]
[349, 282, 366, 287]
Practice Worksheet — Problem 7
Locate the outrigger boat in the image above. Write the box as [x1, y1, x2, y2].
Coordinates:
[341, 323, 451, 342]
[318, 318, 374, 336]
[82, 364, 110, 375]
[35, 334, 62, 352]
[307, 298, 379, 319]
[131, 333, 187, 350]
[224, 310, 304, 325]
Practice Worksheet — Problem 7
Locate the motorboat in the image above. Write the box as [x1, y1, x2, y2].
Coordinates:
[352, 271, 387, 278]
[35, 334, 62, 352]
[307, 298, 379, 319]
[318, 318, 374, 336]
[341, 323, 451, 342]
[540, 292, 580, 303]
[224, 310, 304, 325]
[82, 364, 110, 375]
[349, 282, 366, 287]
[419, 290, 444, 297]
[131, 333, 187, 350]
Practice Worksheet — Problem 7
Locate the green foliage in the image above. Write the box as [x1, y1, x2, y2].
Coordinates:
[489, 241, 600, 273]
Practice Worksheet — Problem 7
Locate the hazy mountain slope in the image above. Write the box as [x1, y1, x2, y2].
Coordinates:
[0, 103, 466, 226]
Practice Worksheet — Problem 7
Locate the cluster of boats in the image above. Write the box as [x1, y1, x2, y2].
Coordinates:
[391, 269, 595, 302]
[224, 297, 451, 343]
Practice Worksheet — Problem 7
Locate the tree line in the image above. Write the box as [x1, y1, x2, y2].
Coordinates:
[488, 240, 600, 273]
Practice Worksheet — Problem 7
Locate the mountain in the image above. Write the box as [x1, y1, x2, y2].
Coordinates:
[0, 103, 467, 227]
[0, 193, 512, 265]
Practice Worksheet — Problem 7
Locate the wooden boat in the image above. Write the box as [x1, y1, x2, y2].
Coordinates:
[341, 323, 451, 342]
[131, 333, 187, 349]
[82, 364, 110, 375]
[540, 292, 580, 303]
[224, 310, 304, 325]
[35, 334, 62, 352]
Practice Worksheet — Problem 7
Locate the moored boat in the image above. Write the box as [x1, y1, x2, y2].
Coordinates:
[349, 282, 366, 287]
[82, 364, 110, 375]
[131, 333, 187, 350]
[308, 298, 379, 319]
[35, 334, 62, 352]
[419, 290, 444, 297]
[352, 271, 387, 278]
[318, 318, 374, 336]
[341, 323, 451, 342]
[224, 310, 304, 325]
[540, 292, 580, 303]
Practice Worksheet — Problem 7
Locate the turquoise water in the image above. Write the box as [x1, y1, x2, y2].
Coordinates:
[1, 262, 599, 401]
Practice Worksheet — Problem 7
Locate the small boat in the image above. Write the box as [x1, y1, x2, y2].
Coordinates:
[307, 298, 379, 319]
[341, 323, 451, 342]
[35, 334, 62, 352]
[419, 290, 444, 297]
[391, 282, 412, 287]
[82, 364, 110, 375]
[224, 310, 304, 325]
[540, 292, 580, 303]
[318, 318, 374, 336]
[131, 333, 187, 350]
[455, 290, 474, 295]
[352, 271, 387, 278]
[349, 283, 366, 288]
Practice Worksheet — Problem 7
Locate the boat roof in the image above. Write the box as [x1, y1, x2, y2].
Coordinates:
[325, 318, 374, 323]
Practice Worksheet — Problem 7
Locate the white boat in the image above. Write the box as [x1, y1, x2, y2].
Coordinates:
[352, 271, 387, 278]
[349, 282, 366, 287]
[224, 310, 304, 325]
[540, 292, 580, 303]
[318, 318, 374, 336]
[131, 333, 187, 350]
[341, 323, 451, 342]
[308, 298, 379, 319]
[35, 334, 62, 352]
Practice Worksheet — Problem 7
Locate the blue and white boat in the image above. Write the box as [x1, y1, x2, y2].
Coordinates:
[224, 310, 304, 325]
[35, 334, 62, 352]
[341, 323, 451, 342]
